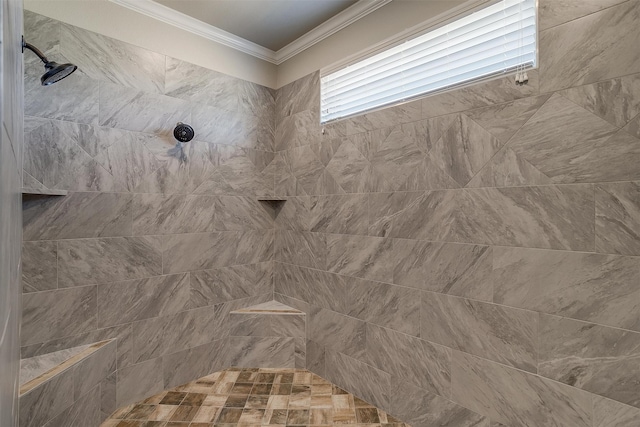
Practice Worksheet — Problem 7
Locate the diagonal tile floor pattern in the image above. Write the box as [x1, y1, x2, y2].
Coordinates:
[100, 368, 410, 427]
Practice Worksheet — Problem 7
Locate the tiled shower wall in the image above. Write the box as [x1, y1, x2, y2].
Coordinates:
[273, 0, 640, 426]
[1, 0, 24, 425]
[20, 10, 276, 416]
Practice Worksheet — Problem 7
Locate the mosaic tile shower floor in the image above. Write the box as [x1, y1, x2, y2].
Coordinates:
[100, 368, 410, 427]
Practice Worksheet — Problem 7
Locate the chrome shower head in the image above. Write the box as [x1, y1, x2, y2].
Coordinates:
[22, 37, 78, 86]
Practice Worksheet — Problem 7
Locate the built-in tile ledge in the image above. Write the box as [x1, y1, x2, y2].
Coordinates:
[22, 188, 68, 196]
[19, 339, 112, 395]
[231, 300, 304, 315]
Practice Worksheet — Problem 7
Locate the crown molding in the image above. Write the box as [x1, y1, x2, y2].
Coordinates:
[109, 0, 392, 65]
[274, 0, 392, 64]
[109, 0, 278, 63]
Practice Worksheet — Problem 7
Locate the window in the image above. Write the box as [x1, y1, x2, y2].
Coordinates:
[320, 0, 537, 123]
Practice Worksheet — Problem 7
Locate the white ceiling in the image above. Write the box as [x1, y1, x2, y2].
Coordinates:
[154, 0, 359, 51]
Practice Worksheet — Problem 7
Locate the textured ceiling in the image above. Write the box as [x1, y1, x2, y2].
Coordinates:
[153, 0, 359, 51]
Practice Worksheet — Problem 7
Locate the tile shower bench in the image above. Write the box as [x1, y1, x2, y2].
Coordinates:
[228, 301, 306, 369]
[19, 339, 116, 427]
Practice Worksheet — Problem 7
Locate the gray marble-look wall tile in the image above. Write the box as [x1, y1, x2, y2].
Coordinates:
[132, 305, 222, 363]
[132, 193, 217, 235]
[369, 125, 457, 192]
[625, 113, 640, 139]
[135, 137, 215, 195]
[323, 137, 371, 193]
[25, 66, 99, 125]
[228, 336, 295, 368]
[274, 196, 312, 231]
[324, 349, 391, 412]
[451, 351, 592, 427]
[192, 103, 259, 149]
[349, 278, 420, 336]
[23, 192, 132, 241]
[93, 127, 161, 192]
[21, 286, 97, 346]
[161, 232, 237, 274]
[464, 95, 551, 145]
[493, 247, 640, 331]
[509, 94, 640, 183]
[190, 263, 270, 308]
[281, 145, 326, 196]
[539, 1, 640, 93]
[59, 23, 165, 93]
[116, 357, 164, 407]
[24, 10, 60, 60]
[421, 292, 538, 372]
[345, 100, 421, 136]
[276, 230, 326, 270]
[392, 240, 493, 301]
[164, 57, 240, 110]
[44, 383, 101, 427]
[539, 314, 640, 408]
[215, 196, 274, 231]
[309, 195, 368, 235]
[421, 72, 539, 119]
[275, 109, 322, 151]
[539, 0, 629, 30]
[97, 273, 190, 328]
[19, 367, 74, 427]
[559, 73, 640, 128]
[309, 308, 366, 359]
[305, 339, 325, 378]
[276, 71, 319, 121]
[458, 185, 595, 251]
[236, 229, 274, 265]
[58, 236, 162, 287]
[162, 338, 228, 389]
[72, 340, 116, 400]
[326, 234, 394, 283]
[22, 241, 57, 293]
[594, 395, 640, 427]
[430, 114, 503, 187]
[595, 182, 640, 256]
[389, 377, 489, 427]
[365, 323, 451, 398]
[99, 81, 190, 135]
[24, 117, 117, 192]
[466, 146, 553, 188]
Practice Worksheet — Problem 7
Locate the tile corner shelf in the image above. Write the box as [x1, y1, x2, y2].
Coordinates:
[22, 188, 68, 196]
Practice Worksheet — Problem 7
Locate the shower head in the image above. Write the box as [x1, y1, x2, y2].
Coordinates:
[41, 61, 78, 86]
[174, 122, 195, 143]
[22, 37, 77, 86]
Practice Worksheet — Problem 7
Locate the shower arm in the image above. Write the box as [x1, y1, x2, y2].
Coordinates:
[22, 37, 50, 64]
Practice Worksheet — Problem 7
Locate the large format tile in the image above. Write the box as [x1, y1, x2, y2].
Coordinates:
[23, 192, 132, 241]
[392, 240, 493, 301]
[161, 232, 238, 274]
[22, 286, 97, 346]
[97, 273, 190, 328]
[190, 263, 272, 308]
[421, 292, 538, 372]
[595, 182, 640, 255]
[275, 230, 326, 270]
[276, 71, 320, 121]
[539, 1, 640, 93]
[539, 0, 629, 30]
[365, 324, 451, 397]
[349, 279, 420, 336]
[539, 314, 640, 408]
[22, 241, 57, 293]
[493, 247, 640, 331]
[324, 350, 391, 412]
[116, 358, 164, 407]
[326, 234, 394, 283]
[389, 378, 488, 427]
[59, 23, 165, 93]
[162, 338, 228, 389]
[227, 336, 295, 368]
[308, 308, 366, 360]
[309, 195, 368, 235]
[594, 396, 640, 427]
[19, 367, 74, 427]
[508, 94, 640, 183]
[57, 236, 162, 287]
[132, 194, 217, 235]
[99, 82, 190, 135]
[451, 351, 592, 427]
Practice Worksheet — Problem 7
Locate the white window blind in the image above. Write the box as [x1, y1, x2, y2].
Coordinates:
[320, 0, 537, 123]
